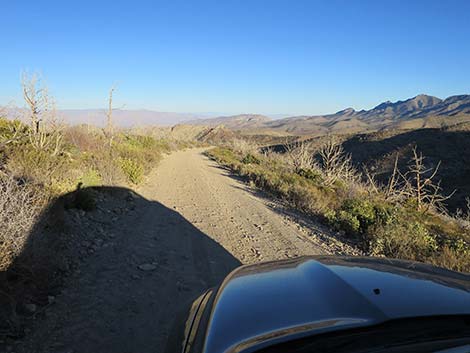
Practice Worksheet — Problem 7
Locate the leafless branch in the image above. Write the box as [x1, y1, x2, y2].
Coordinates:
[284, 139, 316, 173]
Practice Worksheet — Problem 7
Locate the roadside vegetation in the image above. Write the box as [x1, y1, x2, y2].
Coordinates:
[0, 74, 185, 272]
[207, 138, 470, 272]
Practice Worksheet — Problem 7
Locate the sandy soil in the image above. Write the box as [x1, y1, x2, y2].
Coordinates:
[13, 148, 357, 353]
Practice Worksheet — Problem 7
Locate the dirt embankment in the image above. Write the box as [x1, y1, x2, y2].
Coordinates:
[11, 148, 356, 353]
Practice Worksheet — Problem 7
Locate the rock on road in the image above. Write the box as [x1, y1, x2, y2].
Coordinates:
[16, 148, 337, 353]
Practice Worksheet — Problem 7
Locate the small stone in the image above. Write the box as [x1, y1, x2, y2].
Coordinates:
[48, 296, 55, 304]
[81, 241, 91, 248]
[138, 263, 157, 271]
[24, 303, 37, 313]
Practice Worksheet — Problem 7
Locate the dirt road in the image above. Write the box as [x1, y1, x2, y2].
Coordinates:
[15, 149, 353, 353]
[142, 148, 336, 264]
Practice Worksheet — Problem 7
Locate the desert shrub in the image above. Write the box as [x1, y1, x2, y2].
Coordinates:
[430, 246, 470, 273]
[78, 169, 102, 187]
[335, 210, 362, 234]
[209, 147, 238, 163]
[241, 153, 261, 165]
[0, 118, 26, 143]
[63, 126, 103, 152]
[368, 220, 438, 261]
[119, 157, 144, 184]
[0, 174, 47, 270]
[331, 198, 395, 236]
[297, 168, 322, 183]
[125, 134, 161, 149]
[445, 237, 469, 254]
[89, 152, 123, 185]
[113, 134, 168, 174]
[231, 139, 258, 155]
[6, 145, 71, 187]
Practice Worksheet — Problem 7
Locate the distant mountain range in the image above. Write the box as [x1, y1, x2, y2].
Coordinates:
[3, 94, 470, 135]
[184, 94, 470, 135]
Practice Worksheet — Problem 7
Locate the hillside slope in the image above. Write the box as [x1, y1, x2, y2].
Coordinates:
[341, 127, 470, 212]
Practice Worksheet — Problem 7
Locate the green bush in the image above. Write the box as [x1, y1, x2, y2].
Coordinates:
[368, 220, 438, 260]
[78, 169, 102, 187]
[119, 158, 144, 184]
[335, 209, 361, 234]
[331, 198, 396, 236]
[297, 168, 322, 183]
[241, 153, 261, 165]
[6, 145, 70, 187]
[0, 118, 26, 141]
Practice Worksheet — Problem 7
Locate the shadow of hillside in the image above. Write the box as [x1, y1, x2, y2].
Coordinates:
[1, 186, 241, 353]
[342, 129, 470, 211]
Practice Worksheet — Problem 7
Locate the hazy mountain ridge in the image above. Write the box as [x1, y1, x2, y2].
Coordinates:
[185, 114, 271, 129]
[55, 109, 216, 127]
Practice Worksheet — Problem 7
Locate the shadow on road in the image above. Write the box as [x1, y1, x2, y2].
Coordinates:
[1, 186, 241, 353]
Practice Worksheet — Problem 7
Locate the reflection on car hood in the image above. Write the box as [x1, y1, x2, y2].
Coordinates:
[203, 256, 470, 353]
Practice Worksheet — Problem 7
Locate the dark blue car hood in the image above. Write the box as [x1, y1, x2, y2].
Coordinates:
[202, 256, 470, 353]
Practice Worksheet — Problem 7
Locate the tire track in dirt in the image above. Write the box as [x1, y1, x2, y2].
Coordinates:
[139, 148, 330, 265]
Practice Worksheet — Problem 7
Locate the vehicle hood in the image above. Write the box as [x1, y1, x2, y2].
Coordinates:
[203, 256, 470, 353]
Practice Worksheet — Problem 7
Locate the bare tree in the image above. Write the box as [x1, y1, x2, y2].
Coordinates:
[22, 72, 44, 134]
[284, 139, 316, 173]
[21, 72, 63, 155]
[401, 146, 455, 212]
[384, 153, 402, 200]
[105, 85, 115, 136]
[103, 84, 125, 146]
[318, 137, 357, 186]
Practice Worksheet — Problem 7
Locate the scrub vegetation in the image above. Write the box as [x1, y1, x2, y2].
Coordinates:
[207, 138, 470, 272]
[0, 75, 183, 272]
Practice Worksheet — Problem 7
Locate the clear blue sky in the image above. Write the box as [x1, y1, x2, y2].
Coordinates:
[1, 0, 470, 115]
